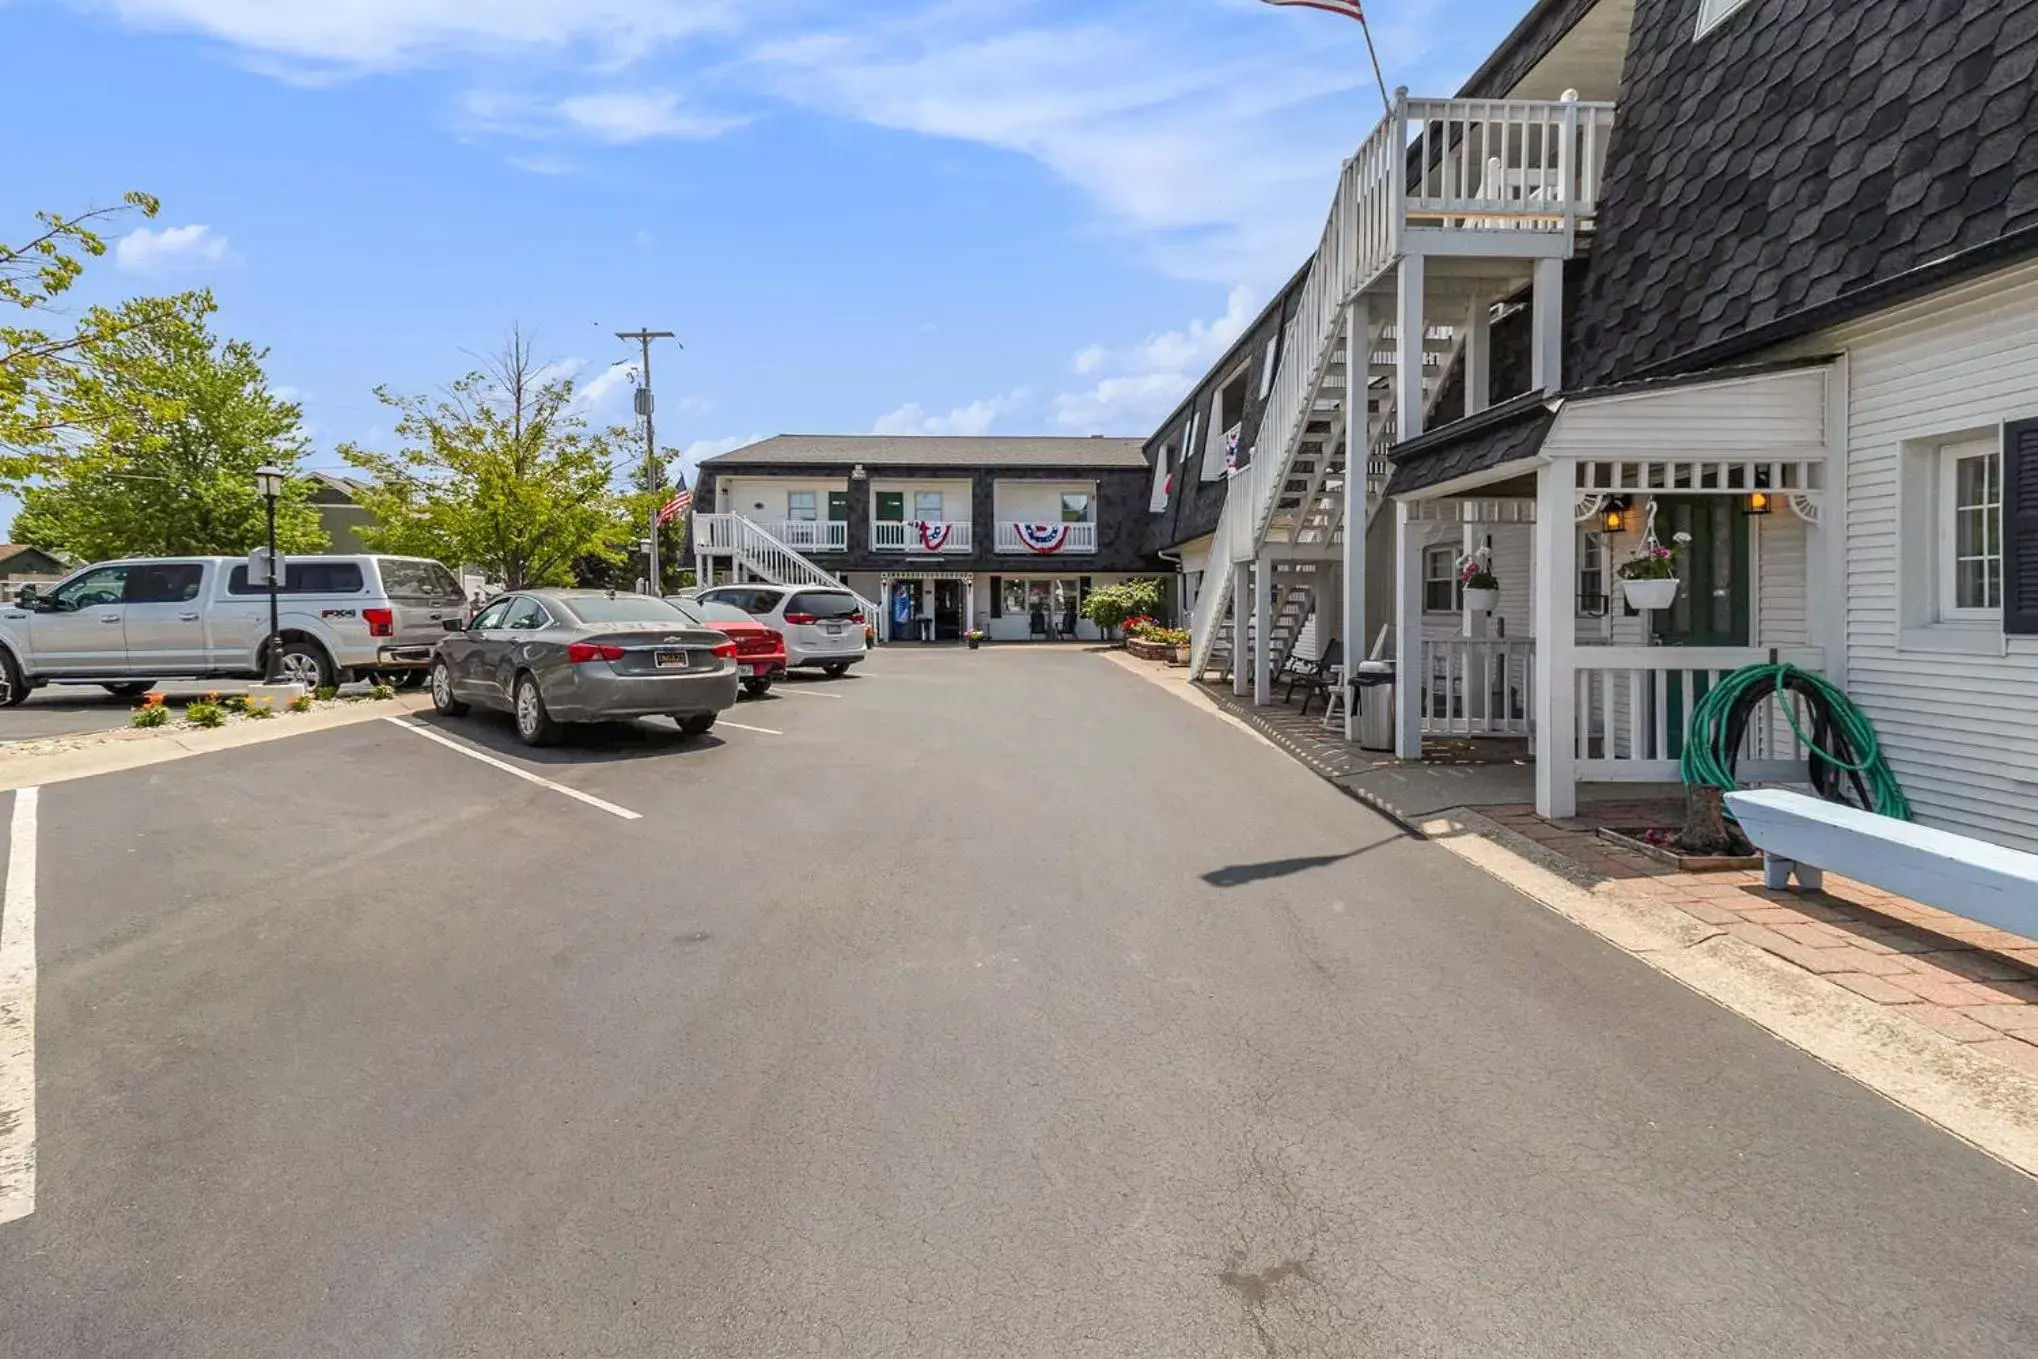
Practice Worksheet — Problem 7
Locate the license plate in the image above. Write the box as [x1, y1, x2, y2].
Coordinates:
[743, 663, 764, 676]
[654, 649, 686, 669]
[822, 622, 843, 635]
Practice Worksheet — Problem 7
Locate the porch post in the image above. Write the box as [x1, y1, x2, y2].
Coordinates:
[1533, 461, 1578, 818]
[1231, 561, 1250, 697]
[1396, 254, 1427, 441]
[1462, 522, 1488, 727]
[1531, 257, 1564, 396]
[1463, 298, 1491, 417]
[964, 575, 975, 634]
[1252, 557, 1272, 706]
[1342, 296, 1369, 741]
[1393, 499, 1422, 757]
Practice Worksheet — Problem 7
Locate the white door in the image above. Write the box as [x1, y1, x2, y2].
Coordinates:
[120, 561, 210, 673]
[28, 565, 133, 674]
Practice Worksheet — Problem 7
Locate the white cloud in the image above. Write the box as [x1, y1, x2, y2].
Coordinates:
[873, 389, 1027, 437]
[102, 0, 741, 71]
[574, 360, 637, 415]
[685, 433, 766, 462]
[555, 90, 744, 142]
[507, 153, 575, 175]
[1054, 286, 1257, 431]
[114, 223, 233, 275]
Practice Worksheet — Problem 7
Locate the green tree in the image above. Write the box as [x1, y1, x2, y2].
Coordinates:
[1081, 578, 1163, 641]
[341, 331, 632, 590]
[1, 193, 203, 483]
[12, 300, 327, 560]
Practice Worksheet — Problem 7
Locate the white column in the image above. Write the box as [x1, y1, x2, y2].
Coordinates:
[1393, 500, 1422, 758]
[1342, 296, 1369, 741]
[964, 575, 975, 634]
[1396, 255, 1427, 441]
[1462, 524, 1488, 727]
[1533, 463, 1578, 818]
[1231, 562, 1250, 697]
[1531, 257, 1564, 396]
[1463, 297, 1491, 417]
[1252, 558, 1272, 706]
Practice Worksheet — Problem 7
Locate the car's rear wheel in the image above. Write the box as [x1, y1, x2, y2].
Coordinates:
[514, 673, 560, 746]
[276, 640, 335, 689]
[821, 662, 850, 678]
[0, 648, 27, 708]
[678, 713, 716, 736]
[430, 659, 468, 716]
[742, 678, 772, 698]
[103, 681, 155, 698]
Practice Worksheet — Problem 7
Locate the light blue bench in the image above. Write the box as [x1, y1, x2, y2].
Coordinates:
[1725, 789, 2038, 943]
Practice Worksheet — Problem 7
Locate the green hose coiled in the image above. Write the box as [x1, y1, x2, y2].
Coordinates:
[1678, 662, 1911, 821]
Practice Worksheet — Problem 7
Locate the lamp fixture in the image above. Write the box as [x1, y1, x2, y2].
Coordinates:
[1745, 489, 1773, 516]
[851, 463, 868, 480]
[1600, 496, 1629, 534]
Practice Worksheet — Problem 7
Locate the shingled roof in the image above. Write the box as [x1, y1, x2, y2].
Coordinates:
[1567, 0, 2038, 386]
[698, 435, 1150, 470]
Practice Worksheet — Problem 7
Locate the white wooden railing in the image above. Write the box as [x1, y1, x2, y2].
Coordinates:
[1186, 90, 1615, 678]
[1572, 646, 1825, 782]
[872, 520, 973, 553]
[1421, 638, 1534, 736]
[691, 513, 881, 627]
[994, 522, 1097, 554]
[766, 520, 847, 552]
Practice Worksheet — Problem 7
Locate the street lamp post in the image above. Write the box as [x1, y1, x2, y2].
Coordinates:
[254, 465, 285, 682]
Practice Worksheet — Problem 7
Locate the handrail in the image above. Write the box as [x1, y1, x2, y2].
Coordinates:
[695, 513, 881, 625]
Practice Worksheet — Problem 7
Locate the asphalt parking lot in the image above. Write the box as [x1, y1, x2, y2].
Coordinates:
[1, 646, 2035, 1357]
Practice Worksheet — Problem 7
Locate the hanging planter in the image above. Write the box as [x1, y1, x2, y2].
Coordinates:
[1614, 502, 1691, 611]
[1458, 546, 1499, 616]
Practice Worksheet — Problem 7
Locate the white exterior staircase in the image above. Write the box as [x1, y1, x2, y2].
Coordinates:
[693, 513, 883, 629]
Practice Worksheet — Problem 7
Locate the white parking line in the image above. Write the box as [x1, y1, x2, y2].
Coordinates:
[0, 787, 39, 1226]
[382, 719, 643, 820]
[773, 687, 842, 700]
[716, 719, 783, 736]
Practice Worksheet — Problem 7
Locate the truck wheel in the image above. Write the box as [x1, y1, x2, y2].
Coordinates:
[0, 649, 26, 708]
[103, 681, 156, 698]
[275, 640, 334, 689]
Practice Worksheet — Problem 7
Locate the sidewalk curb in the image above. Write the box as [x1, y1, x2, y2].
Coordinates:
[0, 693, 435, 792]
[1425, 807, 2038, 1179]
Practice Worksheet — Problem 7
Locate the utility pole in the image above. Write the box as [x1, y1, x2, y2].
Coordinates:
[615, 328, 677, 593]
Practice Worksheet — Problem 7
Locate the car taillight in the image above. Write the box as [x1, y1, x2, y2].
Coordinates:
[711, 640, 739, 659]
[849, 611, 864, 625]
[363, 607, 395, 638]
[567, 641, 626, 663]
[783, 612, 817, 625]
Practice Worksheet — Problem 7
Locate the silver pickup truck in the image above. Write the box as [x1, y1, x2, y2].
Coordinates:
[0, 554, 471, 704]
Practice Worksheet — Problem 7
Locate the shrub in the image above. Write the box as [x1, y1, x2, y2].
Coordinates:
[219, 694, 250, 714]
[245, 698, 277, 720]
[313, 685, 338, 702]
[1148, 626, 1191, 647]
[1080, 578, 1164, 641]
[130, 703, 170, 729]
[288, 694, 314, 714]
[184, 700, 226, 729]
[369, 682, 396, 701]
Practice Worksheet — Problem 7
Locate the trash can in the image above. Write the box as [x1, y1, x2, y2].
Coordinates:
[1354, 661, 1394, 751]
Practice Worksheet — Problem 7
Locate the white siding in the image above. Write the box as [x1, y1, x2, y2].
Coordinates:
[870, 479, 972, 522]
[1543, 367, 1830, 458]
[1813, 259, 2038, 852]
[718, 477, 849, 522]
[993, 480, 1098, 523]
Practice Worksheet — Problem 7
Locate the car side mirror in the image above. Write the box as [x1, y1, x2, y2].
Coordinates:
[13, 585, 36, 608]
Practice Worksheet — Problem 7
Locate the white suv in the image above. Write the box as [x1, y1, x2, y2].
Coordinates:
[695, 584, 867, 676]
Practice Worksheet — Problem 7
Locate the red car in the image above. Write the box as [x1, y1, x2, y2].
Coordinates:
[668, 596, 786, 697]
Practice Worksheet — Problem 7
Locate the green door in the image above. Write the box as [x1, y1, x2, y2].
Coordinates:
[875, 491, 904, 524]
[1648, 497, 1750, 757]
[827, 491, 849, 522]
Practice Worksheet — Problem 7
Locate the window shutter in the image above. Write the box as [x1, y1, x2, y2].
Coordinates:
[989, 576, 1002, 618]
[2006, 418, 2038, 635]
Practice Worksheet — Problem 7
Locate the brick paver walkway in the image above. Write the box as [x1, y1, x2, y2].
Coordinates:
[1483, 802, 2038, 1080]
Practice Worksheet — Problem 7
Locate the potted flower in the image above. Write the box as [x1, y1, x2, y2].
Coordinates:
[965, 628, 986, 650]
[1459, 549, 1499, 615]
[1617, 526, 1692, 610]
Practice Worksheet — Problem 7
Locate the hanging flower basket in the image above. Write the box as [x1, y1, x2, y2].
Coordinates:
[1613, 505, 1691, 611]
[1458, 547, 1499, 616]
[1620, 577, 1680, 610]
[1462, 586, 1499, 614]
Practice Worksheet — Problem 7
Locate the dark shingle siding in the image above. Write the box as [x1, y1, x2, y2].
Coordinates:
[1383, 395, 1554, 497]
[1568, 0, 2038, 386]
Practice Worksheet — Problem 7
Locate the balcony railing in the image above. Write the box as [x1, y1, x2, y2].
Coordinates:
[766, 520, 846, 552]
[995, 522, 1097, 555]
[872, 520, 973, 553]
[1421, 638, 1534, 737]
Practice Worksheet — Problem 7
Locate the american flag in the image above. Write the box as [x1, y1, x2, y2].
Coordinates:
[1224, 428, 1241, 472]
[656, 488, 692, 527]
[1260, 0, 1364, 18]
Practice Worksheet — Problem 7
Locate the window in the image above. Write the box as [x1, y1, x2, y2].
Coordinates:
[1423, 546, 1459, 613]
[125, 562, 204, 604]
[1150, 442, 1175, 512]
[504, 597, 551, 630]
[1577, 531, 1608, 617]
[786, 490, 817, 522]
[51, 565, 131, 610]
[469, 598, 516, 630]
[784, 590, 860, 620]
[1002, 578, 1028, 616]
[227, 561, 366, 595]
[1695, 0, 1751, 37]
[1942, 440, 2002, 617]
[913, 491, 944, 523]
[376, 559, 463, 601]
[1258, 334, 1280, 400]
[557, 595, 690, 624]
[1061, 493, 1092, 523]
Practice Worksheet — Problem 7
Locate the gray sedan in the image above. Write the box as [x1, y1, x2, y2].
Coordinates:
[429, 590, 740, 745]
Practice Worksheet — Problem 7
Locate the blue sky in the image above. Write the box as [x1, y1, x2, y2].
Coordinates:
[4, 0, 1530, 528]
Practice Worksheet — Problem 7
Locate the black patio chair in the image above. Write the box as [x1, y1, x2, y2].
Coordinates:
[1283, 637, 1339, 704]
[1295, 640, 1345, 717]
